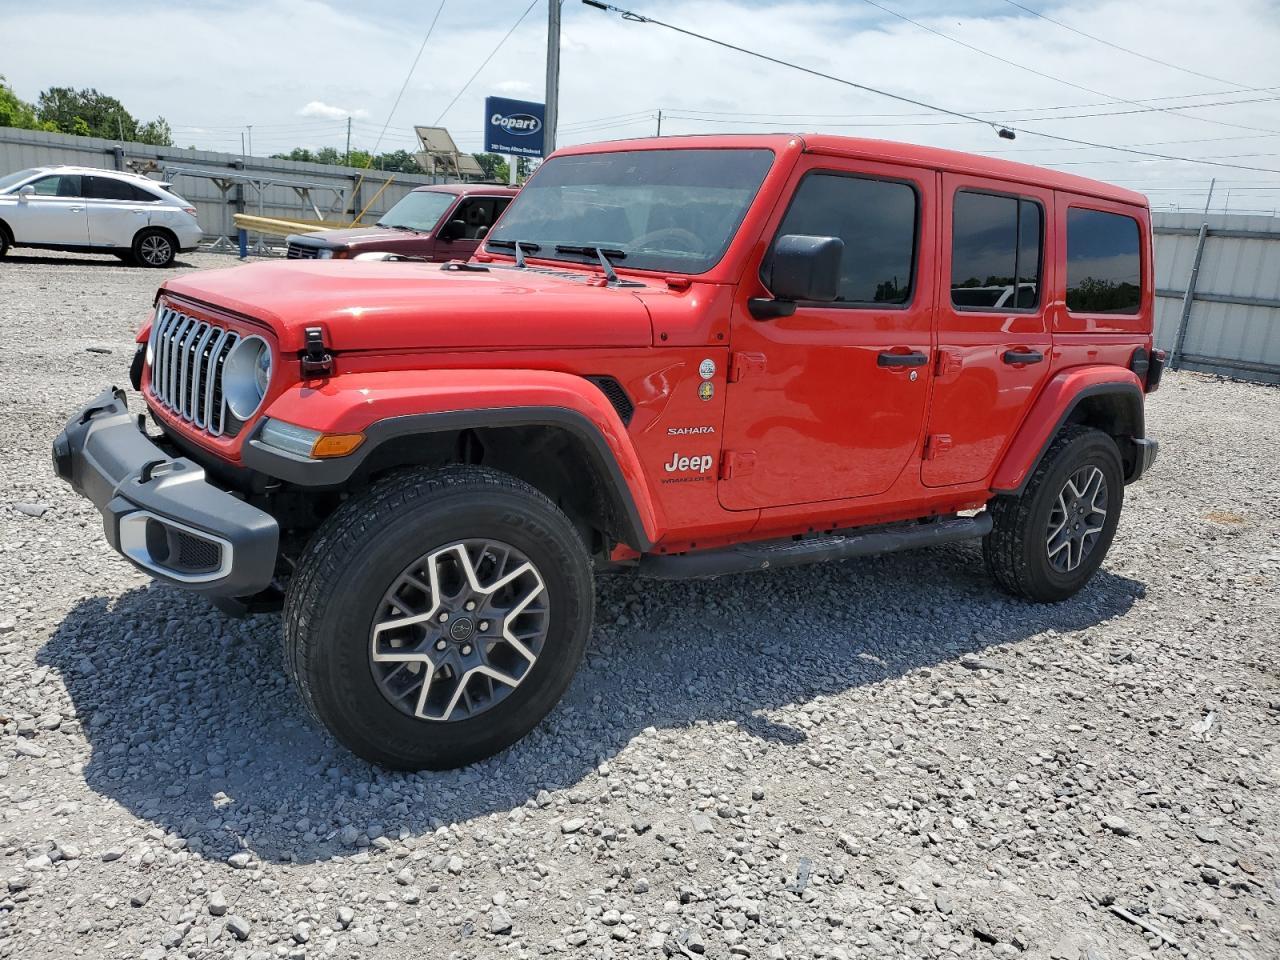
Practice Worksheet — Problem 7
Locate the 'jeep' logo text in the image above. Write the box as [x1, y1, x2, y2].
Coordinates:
[491, 113, 542, 136]
[665, 453, 714, 474]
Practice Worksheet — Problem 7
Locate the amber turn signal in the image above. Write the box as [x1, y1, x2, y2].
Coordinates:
[311, 433, 366, 458]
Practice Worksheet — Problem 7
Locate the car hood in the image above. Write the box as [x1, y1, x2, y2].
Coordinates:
[160, 260, 656, 352]
[296, 226, 419, 247]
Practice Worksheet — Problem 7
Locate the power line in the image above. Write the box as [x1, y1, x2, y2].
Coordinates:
[660, 93, 1280, 130]
[434, 0, 539, 125]
[581, 1, 1280, 175]
[581, 1, 1017, 138]
[371, 0, 446, 155]
[999, 0, 1259, 91]
[856, 0, 1280, 137]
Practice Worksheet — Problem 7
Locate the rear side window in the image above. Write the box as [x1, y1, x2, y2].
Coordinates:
[84, 176, 153, 201]
[770, 173, 918, 305]
[951, 191, 1042, 310]
[1066, 208, 1142, 314]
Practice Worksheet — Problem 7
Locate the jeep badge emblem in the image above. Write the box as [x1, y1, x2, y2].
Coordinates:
[699, 359, 716, 380]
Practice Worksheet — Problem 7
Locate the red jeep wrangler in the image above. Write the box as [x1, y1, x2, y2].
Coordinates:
[54, 135, 1161, 770]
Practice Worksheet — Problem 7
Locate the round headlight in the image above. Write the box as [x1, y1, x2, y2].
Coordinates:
[223, 335, 271, 421]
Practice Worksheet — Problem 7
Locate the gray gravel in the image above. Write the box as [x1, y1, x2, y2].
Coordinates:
[1, 249, 1277, 960]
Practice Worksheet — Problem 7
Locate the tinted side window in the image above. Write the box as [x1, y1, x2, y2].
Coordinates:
[84, 176, 135, 201]
[951, 191, 1042, 310]
[30, 174, 82, 198]
[770, 173, 917, 305]
[1066, 208, 1141, 314]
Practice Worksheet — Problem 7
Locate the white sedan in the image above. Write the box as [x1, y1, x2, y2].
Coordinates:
[0, 165, 203, 267]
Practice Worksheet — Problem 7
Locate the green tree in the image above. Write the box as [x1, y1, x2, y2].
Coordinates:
[471, 152, 509, 181]
[0, 76, 54, 130]
[35, 86, 172, 145]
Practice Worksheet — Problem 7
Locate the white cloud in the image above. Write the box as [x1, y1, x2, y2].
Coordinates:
[1, 0, 1277, 210]
[298, 100, 368, 120]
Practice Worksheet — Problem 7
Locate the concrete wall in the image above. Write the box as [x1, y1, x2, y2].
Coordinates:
[0, 126, 449, 240]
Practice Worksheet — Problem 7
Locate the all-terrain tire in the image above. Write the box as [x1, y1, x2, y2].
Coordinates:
[0, 223, 11, 258]
[131, 228, 176, 267]
[283, 465, 594, 770]
[983, 425, 1124, 602]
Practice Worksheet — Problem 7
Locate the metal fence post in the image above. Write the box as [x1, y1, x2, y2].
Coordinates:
[1170, 222, 1209, 371]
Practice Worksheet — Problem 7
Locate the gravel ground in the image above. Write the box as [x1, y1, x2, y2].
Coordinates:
[0, 249, 1277, 960]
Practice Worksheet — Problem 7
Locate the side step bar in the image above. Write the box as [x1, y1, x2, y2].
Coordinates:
[637, 514, 992, 580]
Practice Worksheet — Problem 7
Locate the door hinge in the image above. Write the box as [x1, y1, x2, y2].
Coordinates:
[935, 350, 962, 378]
[719, 450, 756, 480]
[301, 326, 333, 378]
[923, 434, 953, 460]
[728, 352, 766, 383]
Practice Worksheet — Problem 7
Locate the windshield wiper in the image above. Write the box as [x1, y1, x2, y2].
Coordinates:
[554, 244, 642, 286]
[485, 238, 541, 268]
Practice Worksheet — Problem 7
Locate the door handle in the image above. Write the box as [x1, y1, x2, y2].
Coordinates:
[1002, 349, 1044, 365]
[67, 206, 83, 212]
[877, 350, 929, 368]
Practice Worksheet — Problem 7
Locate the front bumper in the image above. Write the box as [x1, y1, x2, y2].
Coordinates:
[52, 388, 279, 597]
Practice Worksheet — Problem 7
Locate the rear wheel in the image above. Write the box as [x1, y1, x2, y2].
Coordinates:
[0, 224, 10, 258]
[284, 466, 594, 770]
[131, 229, 175, 267]
[984, 425, 1124, 602]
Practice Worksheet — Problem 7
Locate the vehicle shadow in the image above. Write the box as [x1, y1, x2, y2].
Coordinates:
[1, 253, 196, 268]
[38, 541, 1142, 865]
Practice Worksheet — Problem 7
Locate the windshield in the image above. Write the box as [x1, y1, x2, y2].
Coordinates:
[0, 168, 41, 194]
[377, 191, 456, 231]
[485, 148, 774, 274]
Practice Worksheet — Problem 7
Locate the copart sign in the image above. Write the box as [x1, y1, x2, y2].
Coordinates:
[484, 96, 546, 158]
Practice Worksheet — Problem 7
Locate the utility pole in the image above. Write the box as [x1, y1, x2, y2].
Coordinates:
[544, 0, 561, 158]
[346, 117, 352, 167]
[656, 109, 662, 136]
[247, 125, 253, 158]
[1203, 177, 1216, 215]
[240, 132, 246, 158]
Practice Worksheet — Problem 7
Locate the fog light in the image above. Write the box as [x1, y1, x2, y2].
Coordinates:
[260, 419, 364, 459]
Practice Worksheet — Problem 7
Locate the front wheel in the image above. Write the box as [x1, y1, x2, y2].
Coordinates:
[983, 425, 1124, 602]
[284, 466, 594, 770]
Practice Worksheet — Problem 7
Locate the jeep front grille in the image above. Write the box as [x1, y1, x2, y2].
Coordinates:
[147, 307, 240, 436]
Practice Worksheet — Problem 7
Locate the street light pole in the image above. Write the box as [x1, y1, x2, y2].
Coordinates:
[545, 0, 562, 158]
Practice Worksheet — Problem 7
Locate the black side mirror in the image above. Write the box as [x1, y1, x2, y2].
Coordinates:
[750, 234, 844, 320]
[439, 218, 466, 241]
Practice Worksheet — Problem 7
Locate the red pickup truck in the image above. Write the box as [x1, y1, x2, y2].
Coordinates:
[54, 134, 1161, 770]
[285, 183, 518, 261]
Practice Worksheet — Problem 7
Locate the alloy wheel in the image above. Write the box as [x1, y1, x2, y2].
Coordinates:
[1046, 465, 1108, 573]
[140, 234, 172, 265]
[369, 539, 549, 722]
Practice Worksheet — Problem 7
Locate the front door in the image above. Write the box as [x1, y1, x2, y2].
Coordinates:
[8, 173, 88, 245]
[718, 157, 936, 510]
[922, 174, 1055, 487]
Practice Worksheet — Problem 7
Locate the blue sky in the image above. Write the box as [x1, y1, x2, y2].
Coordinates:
[2, 0, 1279, 212]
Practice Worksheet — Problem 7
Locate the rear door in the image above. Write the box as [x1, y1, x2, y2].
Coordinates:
[8, 173, 88, 245]
[718, 156, 936, 509]
[84, 176, 152, 247]
[922, 174, 1054, 487]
